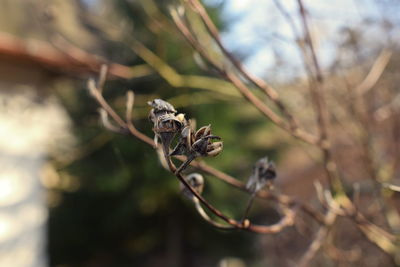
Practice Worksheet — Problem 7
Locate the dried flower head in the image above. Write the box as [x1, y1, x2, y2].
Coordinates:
[170, 125, 223, 158]
[246, 157, 276, 193]
[180, 173, 204, 200]
[148, 99, 185, 148]
[148, 99, 177, 115]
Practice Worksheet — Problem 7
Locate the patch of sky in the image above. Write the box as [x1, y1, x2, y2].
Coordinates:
[203, 0, 395, 80]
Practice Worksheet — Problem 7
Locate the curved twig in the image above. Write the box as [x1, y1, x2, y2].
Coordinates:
[192, 198, 235, 229]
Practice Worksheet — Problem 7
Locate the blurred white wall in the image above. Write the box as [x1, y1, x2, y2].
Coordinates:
[0, 85, 73, 267]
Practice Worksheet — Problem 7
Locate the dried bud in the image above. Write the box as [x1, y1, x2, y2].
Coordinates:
[155, 113, 183, 133]
[191, 136, 222, 157]
[246, 157, 276, 193]
[180, 173, 204, 200]
[170, 124, 223, 158]
[148, 99, 183, 149]
[170, 126, 191, 156]
[192, 125, 222, 157]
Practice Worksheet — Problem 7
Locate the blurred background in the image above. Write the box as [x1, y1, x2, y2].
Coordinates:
[0, 0, 399, 266]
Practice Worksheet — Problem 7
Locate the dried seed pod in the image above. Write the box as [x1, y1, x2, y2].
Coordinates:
[246, 157, 276, 193]
[148, 99, 177, 114]
[191, 135, 222, 157]
[155, 113, 183, 133]
[171, 124, 223, 158]
[194, 125, 211, 140]
[205, 141, 223, 157]
[170, 126, 192, 156]
[148, 99, 183, 149]
[180, 173, 204, 200]
[154, 113, 184, 150]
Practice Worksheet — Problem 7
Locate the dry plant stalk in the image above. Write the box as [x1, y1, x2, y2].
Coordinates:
[88, 70, 297, 233]
[87, 0, 400, 265]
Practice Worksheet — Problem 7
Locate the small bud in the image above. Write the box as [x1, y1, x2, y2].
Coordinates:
[242, 219, 251, 229]
[180, 173, 204, 200]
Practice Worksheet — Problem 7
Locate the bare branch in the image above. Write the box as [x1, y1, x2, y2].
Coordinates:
[126, 90, 135, 124]
[88, 67, 154, 146]
[99, 108, 122, 133]
[356, 49, 392, 95]
[97, 65, 109, 93]
[170, 6, 320, 146]
[188, 0, 300, 130]
[0, 32, 134, 78]
[192, 198, 236, 230]
[298, 209, 337, 267]
[382, 183, 400, 192]
[297, 0, 323, 82]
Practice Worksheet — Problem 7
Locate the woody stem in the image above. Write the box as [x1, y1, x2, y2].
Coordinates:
[175, 155, 196, 175]
[241, 192, 256, 223]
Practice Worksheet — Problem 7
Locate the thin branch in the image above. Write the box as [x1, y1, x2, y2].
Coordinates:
[164, 149, 240, 226]
[382, 183, 400, 192]
[126, 90, 135, 124]
[188, 0, 300, 130]
[88, 79, 127, 126]
[97, 64, 108, 93]
[272, 0, 301, 39]
[356, 49, 392, 95]
[192, 198, 236, 229]
[99, 108, 122, 133]
[249, 204, 297, 234]
[192, 160, 326, 224]
[317, 185, 399, 256]
[166, 147, 296, 233]
[241, 193, 256, 223]
[170, 6, 319, 146]
[88, 70, 154, 146]
[297, 0, 323, 83]
[296, 0, 345, 195]
[0, 31, 132, 77]
[298, 209, 337, 267]
[129, 39, 240, 97]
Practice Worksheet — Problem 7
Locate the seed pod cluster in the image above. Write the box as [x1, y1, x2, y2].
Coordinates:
[170, 125, 223, 158]
[148, 99, 223, 158]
